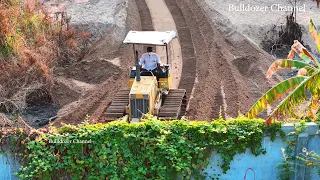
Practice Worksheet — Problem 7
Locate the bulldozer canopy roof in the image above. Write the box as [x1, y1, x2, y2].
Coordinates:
[123, 31, 176, 46]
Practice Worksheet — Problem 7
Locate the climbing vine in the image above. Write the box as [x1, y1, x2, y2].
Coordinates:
[277, 121, 320, 180]
[277, 121, 307, 180]
[1, 116, 284, 180]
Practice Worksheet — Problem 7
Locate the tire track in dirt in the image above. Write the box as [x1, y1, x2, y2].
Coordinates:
[182, 0, 252, 118]
[165, 0, 227, 119]
[135, 0, 154, 31]
[163, 0, 199, 117]
[167, 0, 263, 119]
[184, 0, 278, 118]
[134, 0, 157, 54]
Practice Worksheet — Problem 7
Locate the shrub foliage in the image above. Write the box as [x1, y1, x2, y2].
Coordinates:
[3, 117, 284, 180]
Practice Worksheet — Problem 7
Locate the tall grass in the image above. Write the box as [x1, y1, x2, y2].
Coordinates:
[0, 0, 82, 112]
[0, 0, 57, 75]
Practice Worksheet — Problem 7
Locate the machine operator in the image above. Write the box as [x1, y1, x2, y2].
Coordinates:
[139, 46, 161, 80]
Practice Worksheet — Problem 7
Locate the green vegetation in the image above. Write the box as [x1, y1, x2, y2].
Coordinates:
[0, 0, 86, 113]
[248, 19, 320, 124]
[2, 116, 284, 179]
[0, 0, 81, 79]
[277, 121, 320, 180]
[0, 0, 56, 75]
[277, 121, 307, 180]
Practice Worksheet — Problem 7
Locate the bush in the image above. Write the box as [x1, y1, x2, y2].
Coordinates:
[7, 117, 284, 180]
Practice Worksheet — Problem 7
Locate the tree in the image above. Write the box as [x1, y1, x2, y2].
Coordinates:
[247, 19, 320, 124]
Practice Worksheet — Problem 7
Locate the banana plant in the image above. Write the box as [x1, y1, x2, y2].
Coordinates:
[247, 19, 320, 124]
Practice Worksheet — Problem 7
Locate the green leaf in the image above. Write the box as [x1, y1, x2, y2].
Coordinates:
[268, 71, 320, 119]
[266, 59, 312, 78]
[247, 76, 308, 118]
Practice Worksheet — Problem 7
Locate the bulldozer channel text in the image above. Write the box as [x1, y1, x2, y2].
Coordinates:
[48, 139, 92, 144]
[229, 4, 306, 12]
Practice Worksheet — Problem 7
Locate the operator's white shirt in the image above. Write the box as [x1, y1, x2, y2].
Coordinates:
[139, 52, 161, 71]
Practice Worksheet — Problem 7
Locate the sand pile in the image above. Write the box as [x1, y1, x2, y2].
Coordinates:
[203, 0, 320, 53]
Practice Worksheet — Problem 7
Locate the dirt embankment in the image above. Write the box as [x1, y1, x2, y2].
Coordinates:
[0, 0, 133, 128]
[2, 0, 153, 128]
[51, 0, 142, 126]
[164, 0, 280, 120]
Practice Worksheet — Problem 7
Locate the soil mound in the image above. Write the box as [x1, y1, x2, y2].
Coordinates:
[52, 0, 141, 126]
[55, 60, 122, 84]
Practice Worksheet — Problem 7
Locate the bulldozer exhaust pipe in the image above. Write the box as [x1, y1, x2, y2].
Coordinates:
[135, 50, 141, 81]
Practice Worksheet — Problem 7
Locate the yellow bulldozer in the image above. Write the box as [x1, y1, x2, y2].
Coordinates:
[104, 31, 187, 122]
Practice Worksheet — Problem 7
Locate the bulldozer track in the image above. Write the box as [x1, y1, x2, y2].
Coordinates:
[163, 0, 196, 102]
[104, 89, 130, 122]
[164, 0, 222, 119]
[183, 0, 240, 118]
[158, 89, 187, 119]
[135, 0, 154, 31]
[164, 0, 258, 119]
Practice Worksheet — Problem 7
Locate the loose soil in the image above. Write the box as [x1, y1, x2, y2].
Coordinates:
[51, 0, 141, 126]
[54, 60, 122, 84]
[164, 0, 280, 119]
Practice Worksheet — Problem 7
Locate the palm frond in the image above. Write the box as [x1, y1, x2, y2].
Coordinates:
[305, 66, 318, 75]
[266, 59, 312, 78]
[290, 40, 318, 65]
[248, 18, 320, 125]
[266, 71, 320, 124]
[247, 76, 308, 119]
